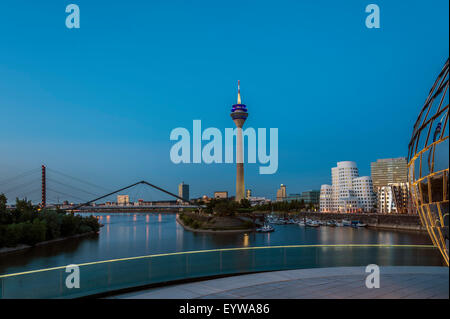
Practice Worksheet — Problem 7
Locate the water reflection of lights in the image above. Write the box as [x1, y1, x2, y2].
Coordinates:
[243, 233, 249, 247]
[106, 223, 110, 250]
[133, 215, 137, 222]
[176, 227, 183, 250]
[106, 215, 111, 243]
[146, 224, 149, 250]
[146, 215, 150, 223]
[158, 214, 162, 240]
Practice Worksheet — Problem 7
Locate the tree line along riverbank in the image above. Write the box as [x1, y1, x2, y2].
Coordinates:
[0, 194, 100, 250]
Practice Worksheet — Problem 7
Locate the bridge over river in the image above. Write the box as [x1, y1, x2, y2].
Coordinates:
[73, 204, 199, 213]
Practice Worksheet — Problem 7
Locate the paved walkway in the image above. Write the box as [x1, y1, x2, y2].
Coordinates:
[113, 266, 449, 299]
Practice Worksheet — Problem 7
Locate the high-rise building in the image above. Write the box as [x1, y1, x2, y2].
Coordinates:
[371, 157, 407, 192]
[178, 182, 189, 202]
[371, 157, 409, 213]
[230, 80, 248, 202]
[276, 184, 287, 202]
[117, 195, 129, 206]
[246, 189, 252, 199]
[320, 161, 375, 213]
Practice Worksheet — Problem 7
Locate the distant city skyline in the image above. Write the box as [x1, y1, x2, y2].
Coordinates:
[0, 0, 449, 201]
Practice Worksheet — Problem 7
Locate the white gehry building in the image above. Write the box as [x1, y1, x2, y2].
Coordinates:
[377, 182, 410, 214]
[320, 161, 375, 213]
[319, 185, 332, 212]
[378, 185, 396, 214]
[353, 176, 375, 212]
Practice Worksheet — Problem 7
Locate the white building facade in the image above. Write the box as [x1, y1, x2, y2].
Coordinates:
[320, 161, 375, 213]
[319, 185, 333, 212]
[378, 186, 396, 214]
[377, 182, 410, 214]
[117, 195, 130, 206]
[352, 176, 376, 212]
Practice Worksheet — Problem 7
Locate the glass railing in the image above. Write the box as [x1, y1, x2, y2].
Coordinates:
[0, 244, 437, 298]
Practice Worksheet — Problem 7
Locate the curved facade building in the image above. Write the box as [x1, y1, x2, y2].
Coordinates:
[320, 161, 375, 213]
[352, 176, 375, 212]
[319, 185, 332, 212]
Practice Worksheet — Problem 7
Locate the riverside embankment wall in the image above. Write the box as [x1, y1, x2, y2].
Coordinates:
[254, 211, 425, 232]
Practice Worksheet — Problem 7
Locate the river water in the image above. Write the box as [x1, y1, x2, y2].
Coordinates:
[0, 212, 445, 275]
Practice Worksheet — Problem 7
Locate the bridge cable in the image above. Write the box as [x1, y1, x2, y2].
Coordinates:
[0, 168, 40, 187]
[46, 177, 102, 198]
[46, 168, 112, 192]
[0, 178, 41, 195]
[47, 187, 91, 203]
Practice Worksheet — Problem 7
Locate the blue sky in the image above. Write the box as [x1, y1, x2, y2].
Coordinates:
[0, 0, 448, 201]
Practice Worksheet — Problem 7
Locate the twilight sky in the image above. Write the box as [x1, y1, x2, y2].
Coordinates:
[0, 0, 448, 202]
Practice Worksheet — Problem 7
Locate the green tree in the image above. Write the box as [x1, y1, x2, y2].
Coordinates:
[212, 199, 238, 216]
[0, 193, 6, 213]
[42, 210, 61, 240]
[239, 199, 251, 209]
[5, 223, 23, 247]
[0, 193, 11, 225]
[21, 219, 47, 245]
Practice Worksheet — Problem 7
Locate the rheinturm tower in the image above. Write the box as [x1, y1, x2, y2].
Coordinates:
[230, 80, 248, 202]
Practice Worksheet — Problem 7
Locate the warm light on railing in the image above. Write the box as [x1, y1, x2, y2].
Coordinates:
[0, 244, 438, 299]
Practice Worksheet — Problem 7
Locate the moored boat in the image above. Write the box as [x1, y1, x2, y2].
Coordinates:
[326, 220, 336, 227]
[256, 224, 275, 232]
[356, 221, 367, 227]
[306, 220, 320, 227]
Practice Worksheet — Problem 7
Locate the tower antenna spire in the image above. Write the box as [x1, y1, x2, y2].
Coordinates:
[237, 80, 241, 104]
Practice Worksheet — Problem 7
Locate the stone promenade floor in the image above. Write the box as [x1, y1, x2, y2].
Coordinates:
[112, 266, 449, 299]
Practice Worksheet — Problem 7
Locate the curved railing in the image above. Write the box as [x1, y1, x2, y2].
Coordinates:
[0, 244, 437, 298]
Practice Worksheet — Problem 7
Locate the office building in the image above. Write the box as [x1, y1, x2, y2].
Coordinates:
[178, 182, 189, 202]
[276, 184, 287, 201]
[214, 191, 228, 199]
[117, 195, 129, 206]
[301, 190, 320, 205]
[284, 193, 301, 202]
[371, 157, 410, 213]
[371, 157, 407, 192]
